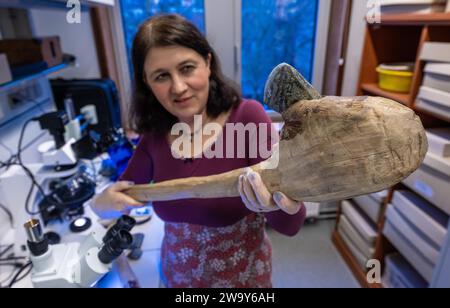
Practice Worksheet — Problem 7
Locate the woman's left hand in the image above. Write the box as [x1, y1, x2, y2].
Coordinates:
[238, 170, 302, 215]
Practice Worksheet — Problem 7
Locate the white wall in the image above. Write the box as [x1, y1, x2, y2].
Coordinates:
[29, 7, 101, 79]
[341, 0, 367, 96]
[205, 0, 241, 84]
[312, 0, 332, 93]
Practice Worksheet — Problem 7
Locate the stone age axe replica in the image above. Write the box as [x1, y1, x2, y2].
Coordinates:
[124, 63, 427, 203]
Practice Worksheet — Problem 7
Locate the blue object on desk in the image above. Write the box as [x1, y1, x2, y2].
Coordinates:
[100, 136, 136, 181]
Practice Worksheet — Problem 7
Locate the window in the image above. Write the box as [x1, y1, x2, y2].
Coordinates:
[120, 0, 205, 76]
[120, 0, 319, 105]
[241, 0, 319, 104]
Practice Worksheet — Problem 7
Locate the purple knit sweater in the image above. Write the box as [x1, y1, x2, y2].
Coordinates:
[120, 99, 305, 236]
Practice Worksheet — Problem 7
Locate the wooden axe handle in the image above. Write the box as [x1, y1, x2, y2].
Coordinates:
[123, 166, 259, 202]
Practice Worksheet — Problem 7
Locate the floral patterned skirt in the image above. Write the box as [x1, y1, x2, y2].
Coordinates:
[160, 213, 272, 288]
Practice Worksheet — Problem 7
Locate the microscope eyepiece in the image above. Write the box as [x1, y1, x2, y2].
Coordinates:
[24, 219, 44, 243]
[98, 230, 133, 264]
[102, 215, 136, 243]
[98, 215, 136, 264]
[114, 215, 136, 231]
[24, 219, 49, 256]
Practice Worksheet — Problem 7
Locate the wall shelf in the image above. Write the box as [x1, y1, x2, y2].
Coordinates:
[361, 83, 410, 106]
[332, 230, 383, 288]
[380, 13, 450, 26]
[0, 61, 72, 92]
[336, 13, 450, 288]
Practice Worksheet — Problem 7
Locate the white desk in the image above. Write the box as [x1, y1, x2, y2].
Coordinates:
[0, 161, 165, 288]
[0, 211, 165, 288]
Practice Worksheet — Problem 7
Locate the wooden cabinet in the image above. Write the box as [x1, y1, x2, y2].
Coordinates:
[333, 13, 450, 288]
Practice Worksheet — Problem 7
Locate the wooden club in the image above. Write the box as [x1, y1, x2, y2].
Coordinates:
[124, 63, 427, 203]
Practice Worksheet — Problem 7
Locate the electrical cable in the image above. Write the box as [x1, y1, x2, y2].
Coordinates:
[4, 110, 99, 220]
[6, 261, 32, 288]
[0, 155, 18, 171]
[0, 263, 22, 267]
[0, 257, 28, 288]
[0, 268, 17, 288]
[1, 119, 55, 216]
[0, 257, 27, 261]
[0, 140, 14, 156]
[0, 203, 13, 226]
[0, 245, 13, 258]
[0, 96, 47, 172]
[0, 141, 15, 170]
[16, 118, 47, 215]
[16, 117, 95, 216]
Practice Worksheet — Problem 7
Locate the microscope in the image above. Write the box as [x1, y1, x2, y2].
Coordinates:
[37, 96, 99, 169]
[31, 100, 100, 224]
[0, 96, 134, 257]
[24, 215, 136, 288]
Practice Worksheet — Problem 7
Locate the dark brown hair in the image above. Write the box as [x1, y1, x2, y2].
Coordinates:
[129, 14, 241, 134]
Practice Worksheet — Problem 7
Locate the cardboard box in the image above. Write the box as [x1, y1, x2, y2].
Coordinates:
[383, 254, 428, 288]
[402, 151, 450, 215]
[391, 190, 448, 247]
[341, 201, 378, 244]
[353, 195, 382, 223]
[386, 204, 440, 267]
[338, 215, 375, 259]
[370, 190, 388, 203]
[0, 36, 63, 68]
[0, 53, 12, 84]
[426, 128, 450, 157]
[337, 223, 369, 271]
[384, 207, 436, 283]
[416, 86, 450, 121]
[420, 42, 450, 63]
[423, 63, 450, 93]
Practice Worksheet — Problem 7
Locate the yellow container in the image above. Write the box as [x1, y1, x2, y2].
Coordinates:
[376, 67, 413, 93]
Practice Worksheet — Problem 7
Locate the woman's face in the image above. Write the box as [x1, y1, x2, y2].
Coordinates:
[144, 45, 211, 124]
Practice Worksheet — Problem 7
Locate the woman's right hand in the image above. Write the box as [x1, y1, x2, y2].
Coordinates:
[91, 181, 145, 219]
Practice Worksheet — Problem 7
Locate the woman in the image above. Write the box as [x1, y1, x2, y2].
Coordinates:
[92, 14, 306, 288]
